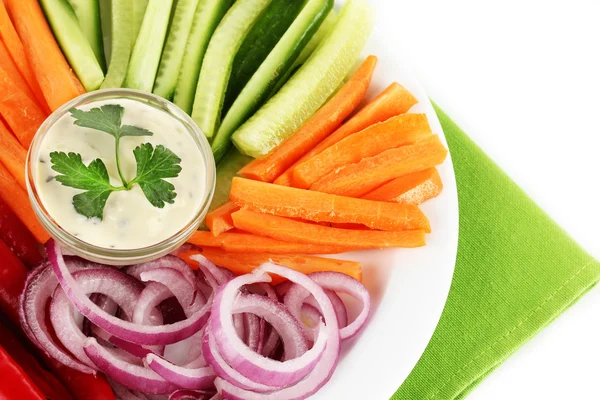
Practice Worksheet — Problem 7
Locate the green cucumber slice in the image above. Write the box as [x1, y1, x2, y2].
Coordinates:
[132, 0, 149, 44]
[99, 0, 134, 88]
[190, 0, 272, 139]
[268, 9, 338, 98]
[124, 0, 174, 92]
[212, 0, 333, 163]
[231, 0, 374, 158]
[222, 0, 305, 114]
[40, 0, 105, 91]
[153, 0, 201, 100]
[172, 0, 232, 114]
[67, 0, 106, 71]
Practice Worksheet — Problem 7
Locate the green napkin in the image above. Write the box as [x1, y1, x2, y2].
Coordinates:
[392, 105, 600, 400]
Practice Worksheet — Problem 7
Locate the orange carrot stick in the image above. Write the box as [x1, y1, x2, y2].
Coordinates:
[292, 113, 431, 189]
[362, 168, 443, 204]
[311, 135, 448, 198]
[0, 40, 37, 104]
[195, 247, 362, 284]
[239, 56, 378, 183]
[0, 162, 49, 243]
[205, 202, 239, 237]
[0, 1, 47, 110]
[0, 66, 47, 149]
[232, 209, 426, 249]
[274, 82, 418, 186]
[0, 119, 27, 190]
[5, 0, 85, 112]
[188, 231, 353, 254]
[230, 177, 430, 232]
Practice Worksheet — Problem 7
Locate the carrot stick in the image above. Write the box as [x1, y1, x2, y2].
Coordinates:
[188, 231, 353, 254]
[0, 1, 47, 110]
[0, 40, 37, 104]
[239, 56, 378, 183]
[232, 209, 426, 249]
[4, 0, 85, 112]
[230, 177, 431, 232]
[205, 202, 239, 237]
[0, 66, 47, 149]
[0, 162, 49, 243]
[362, 168, 443, 204]
[292, 113, 431, 189]
[274, 82, 417, 186]
[311, 135, 448, 198]
[0, 119, 27, 190]
[196, 247, 362, 284]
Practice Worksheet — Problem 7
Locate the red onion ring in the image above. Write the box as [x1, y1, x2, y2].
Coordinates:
[84, 337, 179, 394]
[244, 313, 261, 352]
[146, 354, 215, 390]
[47, 240, 211, 345]
[108, 378, 149, 399]
[211, 272, 325, 387]
[126, 256, 198, 292]
[215, 263, 341, 400]
[169, 389, 215, 400]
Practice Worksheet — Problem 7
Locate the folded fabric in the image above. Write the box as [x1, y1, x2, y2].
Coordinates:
[392, 105, 600, 399]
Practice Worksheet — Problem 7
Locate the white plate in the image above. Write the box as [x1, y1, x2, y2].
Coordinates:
[311, 5, 459, 399]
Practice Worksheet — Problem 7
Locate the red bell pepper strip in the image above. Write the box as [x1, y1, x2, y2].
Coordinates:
[0, 344, 45, 400]
[0, 238, 28, 324]
[0, 197, 43, 268]
[0, 322, 73, 400]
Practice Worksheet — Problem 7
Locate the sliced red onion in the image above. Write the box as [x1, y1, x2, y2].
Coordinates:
[169, 389, 215, 400]
[201, 325, 280, 392]
[256, 319, 266, 355]
[140, 269, 197, 310]
[126, 256, 197, 292]
[300, 304, 321, 329]
[146, 354, 215, 390]
[275, 281, 292, 297]
[47, 241, 211, 345]
[244, 313, 261, 352]
[108, 378, 149, 400]
[188, 255, 232, 287]
[260, 324, 280, 359]
[215, 263, 341, 400]
[212, 269, 324, 387]
[309, 272, 370, 340]
[84, 337, 179, 394]
[20, 261, 93, 373]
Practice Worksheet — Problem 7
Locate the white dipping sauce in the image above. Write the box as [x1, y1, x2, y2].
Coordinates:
[34, 98, 206, 249]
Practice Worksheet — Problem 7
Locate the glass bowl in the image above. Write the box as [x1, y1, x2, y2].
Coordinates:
[26, 89, 216, 265]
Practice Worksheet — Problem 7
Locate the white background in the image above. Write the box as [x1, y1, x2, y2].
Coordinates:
[375, 0, 600, 398]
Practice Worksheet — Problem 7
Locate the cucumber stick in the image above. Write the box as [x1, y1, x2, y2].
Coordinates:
[212, 0, 333, 162]
[222, 0, 305, 114]
[153, 0, 201, 100]
[99, 1, 134, 88]
[40, 0, 105, 91]
[124, 0, 174, 92]
[67, 0, 106, 71]
[232, 0, 374, 158]
[172, 0, 232, 114]
[268, 9, 338, 98]
[191, 0, 272, 139]
[212, 148, 252, 212]
[132, 0, 149, 44]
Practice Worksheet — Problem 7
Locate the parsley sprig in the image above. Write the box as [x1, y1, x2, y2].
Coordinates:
[50, 104, 182, 220]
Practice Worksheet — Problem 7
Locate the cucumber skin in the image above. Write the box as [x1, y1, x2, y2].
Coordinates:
[268, 9, 338, 98]
[212, 0, 333, 163]
[231, 0, 374, 158]
[124, 0, 174, 92]
[40, 0, 105, 91]
[100, 1, 133, 89]
[67, 0, 106, 71]
[132, 0, 149, 45]
[222, 0, 305, 114]
[153, 0, 201, 100]
[191, 0, 273, 139]
[172, 0, 233, 114]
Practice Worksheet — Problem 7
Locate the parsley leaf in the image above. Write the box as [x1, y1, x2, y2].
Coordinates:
[131, 143, 182, 208]
[69, 104, 153, 139]
[50, 152, 118, 219]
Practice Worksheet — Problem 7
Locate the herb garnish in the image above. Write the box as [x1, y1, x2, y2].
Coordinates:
[50, 104, 182, 220]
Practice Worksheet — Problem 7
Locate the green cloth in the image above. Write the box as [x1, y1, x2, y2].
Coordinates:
[392, 105, 600, 400]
